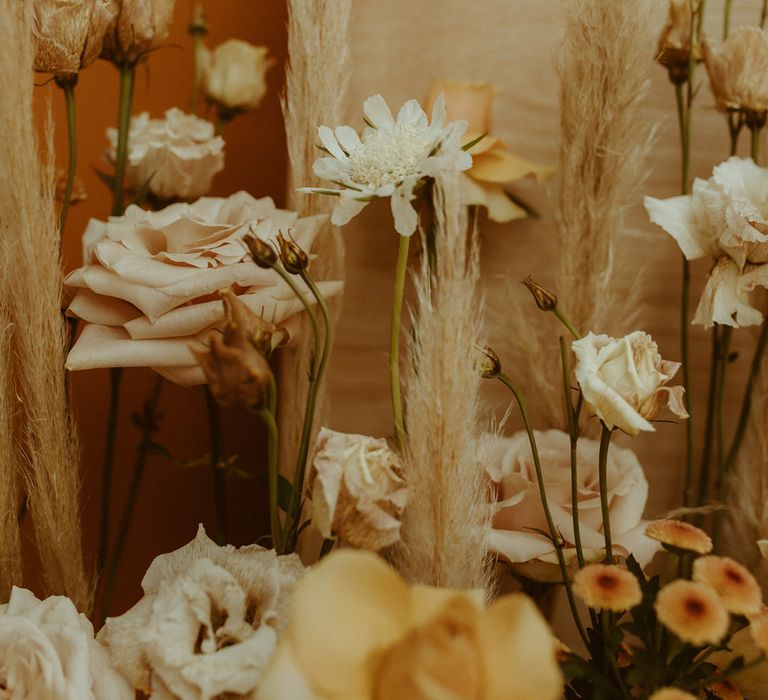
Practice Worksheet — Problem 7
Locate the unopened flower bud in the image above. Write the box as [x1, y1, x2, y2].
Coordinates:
[188, 2, 208, 36]
[244, 233, 278, 268]
[656, 0, 699, 85]
[477, 345, 501, 379]
[277, 232, 309, 274]
[522, 276, 558, 312]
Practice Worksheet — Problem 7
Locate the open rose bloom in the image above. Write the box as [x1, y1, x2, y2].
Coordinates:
[487, 430, 660, 581]
[66, 192, 342, 385]
[646, 157, 768, 327]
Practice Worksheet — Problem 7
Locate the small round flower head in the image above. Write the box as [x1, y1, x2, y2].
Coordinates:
[649, 689, 698, 700]
[572, 564, 642, 612]
[706, 680, 744, 700]
[646, 519, 713, 555]
[750, 609, 768, 654]
[655, 579, 729, 646]
[692, 556, 763, 616]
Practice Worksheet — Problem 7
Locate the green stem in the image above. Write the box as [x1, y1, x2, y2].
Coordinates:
[696, 326, 723, 512]
[560, 336, 585, 569]
[192, 30, 204, 114]
[205, 386, 227, 545]
[390, 234, 410, 451]
[496, 372, 589, 648]
[97, 367, 123, 574]
[598, 424, 614, 563]
[100, 375, 163, 622]
[319, 538, 335, 559]
[553, 307, 580, 339]
[752, 125, 763, 163]
[258, 396, 282, 552]
[111, 63, 136, 217]
[57, 77, 77, 241]
[723, 0, 733, 39]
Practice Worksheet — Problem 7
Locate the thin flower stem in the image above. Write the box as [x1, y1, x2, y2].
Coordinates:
[390, 234, 410, 451]
[762, 0, 768, 28]
[723, 0, 733, 39]
[57, 77, 77, 241]
[319, 538, 335, 559]
[552, 306, 580, 339]
[751, 124, 763, 163]
[100, 375, 163, 622]
[710, 326, 732, 550]
[111, 63, 136, 217]
[697, 326, 722, 512]
[560, 336, 585, 569]
[496, 372, 589, 648]
[192, 29, 204, 114]
[258, 390, 283, 552]
[97, 367, 123, 574]
[598, 424, 614, 563]
[205, 386, 227, 545]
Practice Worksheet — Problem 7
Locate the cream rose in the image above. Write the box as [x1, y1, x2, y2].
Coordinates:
[65, 191, 342, 386]
[487, 429, 660, 582]
[309, 427, 408, 551]
[646, 156, 768, 327]
[0, 586, 132, 699]
[257, 549, 563, 700]
[99, 525, 304, 699]
[106, 108, 224, 202]
[572, 331, 687, 436]
[33, 0, 118, 75]
[101, 0, 175, 64]
[202, 39, 273, 113]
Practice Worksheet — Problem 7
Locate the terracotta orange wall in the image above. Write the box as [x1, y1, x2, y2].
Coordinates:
[33, 0, 288, 618]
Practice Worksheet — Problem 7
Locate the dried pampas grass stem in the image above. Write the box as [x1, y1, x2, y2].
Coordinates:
[392, 170, 492, 591]
[0, 1, 90, 610]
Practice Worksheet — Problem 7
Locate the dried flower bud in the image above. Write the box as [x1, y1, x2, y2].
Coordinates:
[101, 0, 176, 65]
[276, 232, 309, 274]
[522, 276, 558, 311]
[703, 26, 768, 115]
[477, 345, 501, 378]
[192, 289, 283, 407]
[243, 233, 278, 268]
[33, 0, 118, 75]
[188, 2, 208, 36]
[656, 0, 698, 85]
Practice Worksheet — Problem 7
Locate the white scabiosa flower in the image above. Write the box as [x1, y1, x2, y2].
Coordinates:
[300, 94, 472, 236]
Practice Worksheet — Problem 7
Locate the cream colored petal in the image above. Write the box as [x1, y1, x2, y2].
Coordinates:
[257, 643, 321, 700]
[645, 194, 711, 260]
[478, 594, 562, 700]
[578, 372, 655, 436]
[288, 550, 410, 697]
[67, 289, 141, 326]
[461, 177, 528, 223]
[470, 146, 553, 184]
[692, 258, 763, 328]
[407, 586, 484, 628]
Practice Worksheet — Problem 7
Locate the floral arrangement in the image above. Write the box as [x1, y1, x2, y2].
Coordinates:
[1, 0, 768, 699]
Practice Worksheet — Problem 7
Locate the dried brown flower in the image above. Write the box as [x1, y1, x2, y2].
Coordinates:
[276, 232, 309, 275]
[101, 0, 175, 65]
[522, 276, 558, 312]
[656, 0, 698, 84]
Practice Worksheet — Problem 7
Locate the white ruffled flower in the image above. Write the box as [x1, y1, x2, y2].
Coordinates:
[310, 427, 408, 550]
[572, 331, 688, 436]
[300, 94, 472, 236]
[487, 430, 660, 582]
[645, 156, 768, 327]
[99, 525, 304, 700]
[0, 587, 132, 699]
[202, 39, 272, 112]
[106, 108, 224, 201]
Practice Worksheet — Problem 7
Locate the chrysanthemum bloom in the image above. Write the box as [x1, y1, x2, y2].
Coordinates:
[257, 550, 563, 700]
[300, 94, 472, 236]
[693, 556, 763, 616]
[750, 609, 768, 654]
[645, 519, 713, 555]
[646, 157, 768, 328]
[649, 689, 698, 700]
[703, 27, 768, 115]
[656, 0, 698, 84]
[655, 580, 729, 646]
[572, 564, 642, 611]
[424, 80, 552, 223]
[572, 332, 687, 436]
[706, 679, 744, 700]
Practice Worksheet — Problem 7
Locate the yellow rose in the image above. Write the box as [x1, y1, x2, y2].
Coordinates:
[257, 550, 563, 700]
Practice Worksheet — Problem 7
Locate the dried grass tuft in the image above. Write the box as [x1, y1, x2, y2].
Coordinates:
[0, 0, 90, 609]
[392, 169, 493, 591]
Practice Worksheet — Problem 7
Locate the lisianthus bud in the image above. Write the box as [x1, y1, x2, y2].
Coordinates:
[33, 0, 118, 75]
[202, 39, 273, 113]
[101, 0, 176, 65]
[522, 276, 558, 311]
[656, 0, 698, 85]
[244, 233, 278, 269]
[477, 345, 501, 378]
[276, 233, 308, 274]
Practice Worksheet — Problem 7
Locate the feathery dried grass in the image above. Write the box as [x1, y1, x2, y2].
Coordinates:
[392, 171, 493, 591]
[507, 0, 660, 427]
[279, 0, 351, 511]
[0, 1, 90, 610]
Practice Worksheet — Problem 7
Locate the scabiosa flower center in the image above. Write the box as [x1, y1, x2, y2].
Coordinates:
[347, 124, 434, 189]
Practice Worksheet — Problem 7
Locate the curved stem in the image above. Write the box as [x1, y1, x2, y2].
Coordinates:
[205, 386, 227, 545]
[97, 367, 123, 574]
[390, 235, 410, 451]
[192, 30, 204, 114]
[111, 63, 136, 217]
[57, 77, 77, 241]
[100, 375, 163, 621]
[598, 424, 614, 563]
[258, 397, 282, 552]
[553, 307, 580, 339]
[496, 372, 589, 648]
